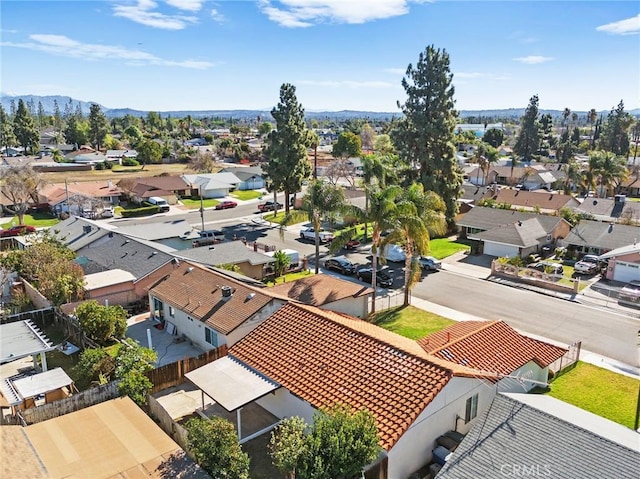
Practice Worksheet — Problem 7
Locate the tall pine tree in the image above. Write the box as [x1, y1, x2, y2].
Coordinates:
[393, 45, 461, 230]
[598, 100, 633, 156]
[13, 99, 39, 154]
[88, 103, 109, 150]
[514, 94, 542, 163]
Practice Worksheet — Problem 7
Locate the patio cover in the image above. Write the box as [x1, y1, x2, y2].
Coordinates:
[0, 320, 55, 364]
[185, 355, 279, 411]
[12, 368, 73, 403]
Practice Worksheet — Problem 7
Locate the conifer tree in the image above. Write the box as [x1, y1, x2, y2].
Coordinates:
[514, 94, 542, 162]
[13, 99, 39, 154]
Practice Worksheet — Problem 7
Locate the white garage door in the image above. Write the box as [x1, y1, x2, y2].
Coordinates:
[483, 242, 519, 258]
[613, 261, 640, 283]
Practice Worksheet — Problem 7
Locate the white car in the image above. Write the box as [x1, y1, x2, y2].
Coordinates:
[300, 227, 334, 243]
[416, 255, 442, 271]
[370, 244, 406, 263]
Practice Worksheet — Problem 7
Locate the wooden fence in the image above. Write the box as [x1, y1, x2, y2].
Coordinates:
[146, 345, 228, 394]
[147, 394, 190, 452]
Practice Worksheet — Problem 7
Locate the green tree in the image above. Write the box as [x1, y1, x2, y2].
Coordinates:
[13, 99, 39, 154]
[513, 95, 542, 162]
[76, 300, 128, 345]
[562, 158, 581, 194]
[122, 125, 144, 145]
[373, 133, 395, 155]
[0, 105, 17, 150]
[269, 416, 307, 479]
[186, 417, 250, 479]
[77, 348, 114, 385]
[115, 338, 156, 406]
[591, 150, 628, 197]
[598, 100, 634, 156]
[332, 131, 362, 159]
[307, 129, 320, 179]
[483, 128, 504, 148]
[272, 250, 291, 279]
[393, 45, 461, 230]
[303, 180, 346, 273]
[263, 83, 312, 214]
[64, 115, 89, 146]
[0, 164, 43, 224]
[88, 103, 109, 150]
[136, 139, 163, 169]
[37, 101, 47, 128]
[52, 99, 63, 135]
[258, 121, 273, 136]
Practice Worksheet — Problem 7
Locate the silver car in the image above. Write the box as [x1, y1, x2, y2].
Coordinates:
[416, 255, 442, 271]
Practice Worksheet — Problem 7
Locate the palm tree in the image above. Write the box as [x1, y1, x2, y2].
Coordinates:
[562, 107, 571, 133]
[272, 250, 291, 280]
[593, 150, 628, 197]
[562, 159, 581, 194]
[360, 154, 397, 242]
[386, 184, 446, 306]
[307, 130, 320, 179]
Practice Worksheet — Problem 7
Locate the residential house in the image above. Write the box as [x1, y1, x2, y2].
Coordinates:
[484, 166, 558, 190]
[620, 175, 640, 197]
[481, 188, 580, 214]
[563, 219, 640, 256]
[0, 397, 210, 479]
[105, 149, 138, 165]
[147, 261, 287, 350]
[436, 393, 639, 479]
[49, 216, 112, 252]
[69, 151, 107, 165]
[38, 181, 121, 216]
[117, 218, 199, 251]
[573, 194, 640, 224]
[118, 176, 191, 205]
[81, 269, 137, 306]
[457, 207, 571, 258]
[269, 274, 373, 319]
[598, 243, 640, 283]
[220, 166, 265, 190]
[183, 173, 241, 198]
[187, 302, 497, 478]
[417, 320, 566, 393]
[175, 240, 275, 279]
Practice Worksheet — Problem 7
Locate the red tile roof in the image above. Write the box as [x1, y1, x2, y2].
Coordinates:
[417, 321, 567, 376]
[230, 303, 491, 451]
[148, 261, 274, 335]
[269, 274, 373, 306]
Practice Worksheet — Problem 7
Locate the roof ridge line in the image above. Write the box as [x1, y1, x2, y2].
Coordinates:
[430, 320, 499, 355]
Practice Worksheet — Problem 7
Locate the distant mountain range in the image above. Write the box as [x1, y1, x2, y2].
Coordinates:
[2, 94, 638, 120]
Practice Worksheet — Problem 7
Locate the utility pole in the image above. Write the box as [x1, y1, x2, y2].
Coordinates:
[199, 184, 205, 231]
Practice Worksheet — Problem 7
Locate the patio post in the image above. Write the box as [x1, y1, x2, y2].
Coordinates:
[236, 407, 243, 441]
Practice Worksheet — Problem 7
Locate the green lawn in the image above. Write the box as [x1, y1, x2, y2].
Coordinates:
[263, 210, 308, 225]
[264, 270, 314, 286]
[231, 190, 262, 201]
[180, 197, 220, 209]
[428, 238, 470, 259]
[1, 212, 60, 229]
[372, 305, 455, 340]
[540, 361, 640, 429]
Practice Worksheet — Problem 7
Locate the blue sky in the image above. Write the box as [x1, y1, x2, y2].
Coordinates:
[1, 1, 638, 112]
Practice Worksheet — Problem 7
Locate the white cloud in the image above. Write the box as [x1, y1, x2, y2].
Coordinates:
[165, 0, 204, 12]
[1, 34, 214, 69]
[258, 0, 412, 28]
[596, 14, 640, 35]
[297, 80, 394, 88]
[210, 8, 225, 23]
[113, 0, 198, 30]
[513, 55, 553, 64]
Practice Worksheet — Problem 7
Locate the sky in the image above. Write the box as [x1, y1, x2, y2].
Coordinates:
[1, 0, 639, 113]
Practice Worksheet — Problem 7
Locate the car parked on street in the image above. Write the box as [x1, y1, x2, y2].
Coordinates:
[300, 227, 334, 243]
[0, 225, 36, 237]
[415, 255, 442, 271]
[258, 201, 283, 212]
[369, 244, 406, 263]
[574, 254, 599, 275]
[215, 200, 238, 210]
[356, 266, 394, 288]
[324, 256, 356, 275]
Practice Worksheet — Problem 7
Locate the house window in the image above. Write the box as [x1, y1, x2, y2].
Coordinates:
[169, 306, 175, 317]
[205, 327, 218, 347]
[465, 394, 478, 423]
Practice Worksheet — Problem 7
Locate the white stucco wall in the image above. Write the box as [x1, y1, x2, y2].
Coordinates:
[256, 388, 316, 424]
[226, 300, 286, 346]
[321, 295, 370, 319]
[497, 361, 548, 393]
[387, 377, 497, 479]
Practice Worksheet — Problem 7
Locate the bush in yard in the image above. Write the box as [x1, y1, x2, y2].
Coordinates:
[77, 348, 115, 383]
[76, 300, 128, 345]
[120, 205, 160, 217]
[115, 338, 157, 406]
[121, 157, 139, 166]
[186, 417, 250, 479]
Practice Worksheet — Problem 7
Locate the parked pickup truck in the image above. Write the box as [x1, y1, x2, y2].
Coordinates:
[300, 227, 334, 243]
[574, 254, 599, 275]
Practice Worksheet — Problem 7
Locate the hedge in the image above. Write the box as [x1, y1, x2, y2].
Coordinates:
[120, 205, 161, 217]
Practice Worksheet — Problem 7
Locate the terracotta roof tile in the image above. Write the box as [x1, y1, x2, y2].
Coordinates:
[230, 303, 490, 451]
[269, 275, 373, 306]
[417, 321, 567, 375]
[149, 261, 273, 335]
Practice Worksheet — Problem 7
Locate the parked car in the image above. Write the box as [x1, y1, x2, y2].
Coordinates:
[215, 200, 238, 210]
[343, 239, 361, 250]
[101, 207, 114, 218]
[0, 225, 36, 237]
[531, 261, 564, 275]
[574, 254, 599, 275]
[324, 256, 356, 275]
[416, 255, 442, 271]
[356, 266, 394, 288]
[258, 201, 283, 212]
[369, 244, 406, 263]
[300, 227, 334, 243]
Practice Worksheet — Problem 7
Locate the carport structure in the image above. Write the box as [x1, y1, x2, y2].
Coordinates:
[185, 355, 282, 444]
[0, 320, 56, 372]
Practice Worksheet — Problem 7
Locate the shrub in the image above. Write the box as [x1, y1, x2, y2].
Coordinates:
[76, 300, 128, 345]
[121, 157, 139, 166]
[94, 162, 105, 170]
[120, 205, 160, 217]
[78, 348, 115, 383]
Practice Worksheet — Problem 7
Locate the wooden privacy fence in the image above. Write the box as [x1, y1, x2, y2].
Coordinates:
[146, 345, 228, 394]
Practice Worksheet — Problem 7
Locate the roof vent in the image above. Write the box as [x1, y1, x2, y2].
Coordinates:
[221, 285, 233, 298]
[151, 251, 157, 256]
[186, 267, 194, 273]
[82, 225, 92, 234]
[246, 293, 256, 301]
[608, 223, 614, 233]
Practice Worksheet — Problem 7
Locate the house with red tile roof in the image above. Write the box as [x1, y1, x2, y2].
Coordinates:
[38, 180, 121, 216]
[147, 261, 287, 351]
[417, 320, 566, 393]
[117, 176, 191, 205]
[186, 302, 498, 478]
[269, 274, 374, 318]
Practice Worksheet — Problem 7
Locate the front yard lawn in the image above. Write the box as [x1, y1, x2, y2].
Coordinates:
[428, 238, 470, 259]
[264, 270, 314, 286]
[539, 361, 640, 429]
[372, 305, 455, 340]
[231, 190, 262, 201]
[180, 197, 220, 209]
[263, 210, 307, 225]
[1, 212, 59, 229]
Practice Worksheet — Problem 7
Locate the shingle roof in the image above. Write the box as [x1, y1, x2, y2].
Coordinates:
[118, 176, 190, 193]
[176, 241, 275, 267]
[473, 217, 548, 247]
[436, 393, 640, 479]
[39, 181, 121, 204]
[485, 189, 577, 211]
[230, 303, 492, 451]
[417, 320, 566, 375]
[49, 216, 112, 252]
[0, 426, 49, 479]
[564, 219, 640, 250]
[573, 197, 640, 222]
[269, 275, 373, 306]
[457, 207, 564, 232]
[149, 261, 273, 335]
[117, 219, 197, 242]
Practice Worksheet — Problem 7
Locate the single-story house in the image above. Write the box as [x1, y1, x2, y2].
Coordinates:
[70, 151, 107, 165]
[148, 261, 287, 350]
[483, 166, 557, 190]
[117, 218, 199, 251]
[105, 149, 137, 165]
[573, 194, 640, 224]
[183, 173, 242, 198]
[619, 175, 640, 197]
[187, 302, 497, 478]
[563, 219, 640, 256]
[82, 269, 137, 306]
[38, 181, 121, 215]
[49, 216, 113, 252]
[118, 176, 191, 205]
[598, 243, 640, 283]
[269, 274, 374, 319]
[417, 320, 566, 393]
[436, 393, 639, 479]
[220, 166, 265, 190]
[175, 240, 275, 279]
[481, 189, 580, 214]
[0, 397, 210, 479]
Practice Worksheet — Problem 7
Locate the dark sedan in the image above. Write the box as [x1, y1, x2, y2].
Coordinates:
[356, 266, 394, 288]
[215, 200, 238, 210]
[324, 256, 356, 275]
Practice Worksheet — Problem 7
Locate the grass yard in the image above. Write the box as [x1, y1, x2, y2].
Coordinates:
[264, 269, 314, 286]
[541, 361, 640, 429]
[180, 197, 220, 209]
[263, 210, 308, 225]
[428, 238, 470, 259]
[231, 190, 263, 201]
[372, 305, 455, 340]
[1, 212, 60, 229]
